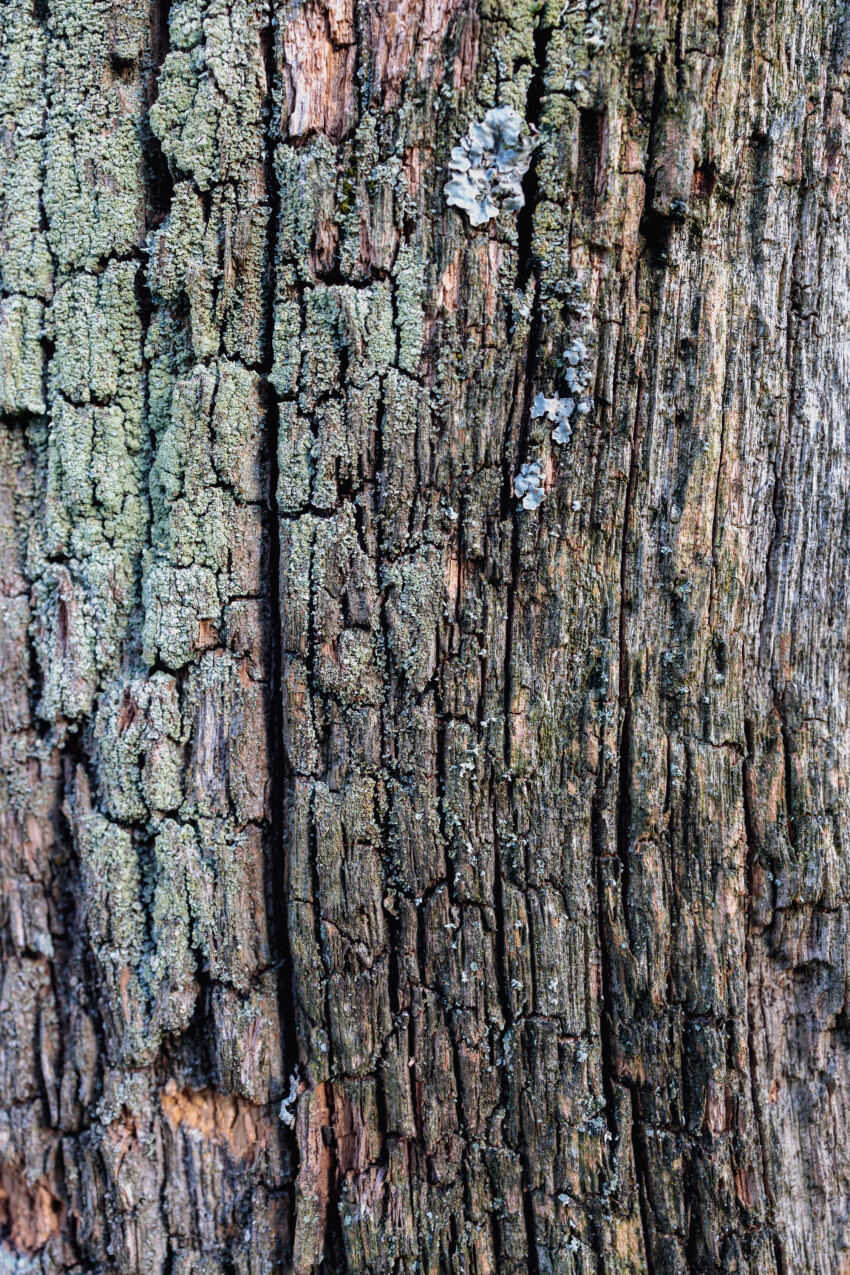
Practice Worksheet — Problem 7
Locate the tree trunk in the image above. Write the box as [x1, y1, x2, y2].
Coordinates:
[1, 0, 849, 1270]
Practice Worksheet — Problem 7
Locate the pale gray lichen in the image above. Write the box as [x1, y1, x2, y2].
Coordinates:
[280, 1067, 301, 1128]
[43, 0, 146, 273]
[149, 0, 266, 193]
[0, 296, 45, 414]
[531, 336, 594, 445]
[93, 674, 184, 821]
[514, 460, 545, 510]
[532, 392, 574, 445]
[562, 336, 593, 409]
[444, 106, 539, 227]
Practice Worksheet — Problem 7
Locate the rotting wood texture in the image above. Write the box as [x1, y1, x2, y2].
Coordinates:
[0, 0, 849, 1271]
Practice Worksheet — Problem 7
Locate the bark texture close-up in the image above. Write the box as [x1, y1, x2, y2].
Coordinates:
[2, 0, 850, 1270]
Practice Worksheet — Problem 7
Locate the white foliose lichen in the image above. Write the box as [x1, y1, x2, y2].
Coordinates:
[514, 459, 545, 510]
[563, 336, 591, 393]
[532, 337, 593, 444]
[532, 393, 574, 444]
[444, 106, 540, 227]
[280, 1067, 301, 1128]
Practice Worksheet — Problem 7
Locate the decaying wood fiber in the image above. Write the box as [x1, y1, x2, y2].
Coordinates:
[1, 0, 850, 1270]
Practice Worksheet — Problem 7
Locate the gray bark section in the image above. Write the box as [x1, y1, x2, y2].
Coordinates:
[0, 0, 848, 1272]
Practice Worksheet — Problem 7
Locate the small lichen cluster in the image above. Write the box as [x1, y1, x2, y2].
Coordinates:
[531, 336, 591, 441]
[142, 359, 264, 670]
[514, 460, 545, 510]
[583, 2, 608, 54]
[553, 0, 609, 99]
[562, 336, 592, 396]
[531, 392, 574, 444]
[444, 106, 539, 227]
[516, 336, 593, 509]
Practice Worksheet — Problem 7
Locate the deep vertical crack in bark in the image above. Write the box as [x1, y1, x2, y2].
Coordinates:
[499, 18, 551, 1272]
[614, 370, 657, 1275]
[743, 719, 787, 1275]
[260, 1, 299, 1253]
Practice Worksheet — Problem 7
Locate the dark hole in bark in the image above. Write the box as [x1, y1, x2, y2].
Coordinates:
[578, 108, 606, 215]
[109, 53, 137, 84]
[691, 161, 718, 200]
[151, 0, 171, 76]
[56, 598, 68, 651]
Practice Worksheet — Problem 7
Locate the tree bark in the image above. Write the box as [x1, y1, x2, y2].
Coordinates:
[1, 0, 849, 1270]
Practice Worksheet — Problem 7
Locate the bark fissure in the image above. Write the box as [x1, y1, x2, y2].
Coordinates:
[260, 0, 299, 1245]
[742, 718, 787, 1275]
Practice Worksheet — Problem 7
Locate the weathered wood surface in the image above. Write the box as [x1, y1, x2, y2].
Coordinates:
[1, 0, 850, 1270]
